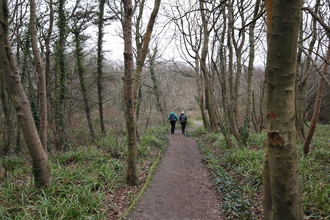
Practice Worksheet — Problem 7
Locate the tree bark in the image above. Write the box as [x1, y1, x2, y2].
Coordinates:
[97, 0, 106, 134]
[0, 0, 51, 188]
[264, 0, 304, 219]
[122, 0, 139, 186]
[199, 0, 219, 132]
[30, 0, 47, 152]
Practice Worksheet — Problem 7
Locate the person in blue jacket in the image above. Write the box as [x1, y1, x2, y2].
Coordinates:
[168, 111, 177, 134]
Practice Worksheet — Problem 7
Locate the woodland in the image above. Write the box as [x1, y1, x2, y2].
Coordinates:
[0, 0, 330, 219]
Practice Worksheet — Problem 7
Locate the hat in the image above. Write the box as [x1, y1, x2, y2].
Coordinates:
[181, 111, 184, 114]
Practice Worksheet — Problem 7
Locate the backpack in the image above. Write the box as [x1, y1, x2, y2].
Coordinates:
[180, 114, 187, 123]
[169, 113, 176, 121]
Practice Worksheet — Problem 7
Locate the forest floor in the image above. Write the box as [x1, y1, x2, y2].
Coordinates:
[123, 122, 226, 220]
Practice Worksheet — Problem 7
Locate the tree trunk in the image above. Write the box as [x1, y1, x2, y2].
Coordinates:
[148, 48, 165, 125]
[134, 0, 161, 130]
[303, 41, 330, 156]
[242, 0, 260, 146]
[74, 32, 96, 142]
[263, 0, 304, 219]
[54, 0, 68, 150]
[97, 0, 106, 134]
[30, 0, 47, 152]
[0, 160, 5, 182]
[196, 58, 209, 129]
[122, 0, 139, 186]
[0, 0, 51, 188]
[1, 76, 13, 154]
[199, 0, 219, 132]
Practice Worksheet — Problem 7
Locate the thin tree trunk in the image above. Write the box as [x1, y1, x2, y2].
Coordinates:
[148, 49, 165, 125]
[0, 160, 5, 182]
[242, 0, 260, 146]
[30, 0, 47, 152]
[0, 0, 51, 188]
[134, 0, 161, 131]
[303, 41, 330, 156]
[195, 57, 209, 129]
[45, 0, 53, 130]
[97, 0, 106, 134]
[54, 0, 68, 150]
[123, 0, 139, 186]
[74, 32, 96, 142]
[264, 0, 304, 219]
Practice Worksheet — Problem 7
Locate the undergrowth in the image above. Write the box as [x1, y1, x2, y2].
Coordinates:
[189, 124, 330, 220]
[0, 125, 168, 220]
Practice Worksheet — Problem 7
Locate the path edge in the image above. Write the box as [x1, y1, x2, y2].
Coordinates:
[119, 148, 164, 220]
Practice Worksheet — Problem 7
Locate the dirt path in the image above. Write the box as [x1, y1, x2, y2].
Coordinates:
[126, 123, 225, 220]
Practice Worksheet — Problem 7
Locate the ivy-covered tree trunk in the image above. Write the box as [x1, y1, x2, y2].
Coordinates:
[73, 30, 96, 142]
[0, 0, 51, 188]
[30, 0, 47, 152]
[122, 0, 139, 186]
[148, 48, 165, 125]
[54, 0, 68, 150]
[97, 0, 106, 134]
[263, 0, 304, 219]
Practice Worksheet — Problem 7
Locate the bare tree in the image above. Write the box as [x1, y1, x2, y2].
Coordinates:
[30, 0, 47, 152]
[0, 0, 51, 188]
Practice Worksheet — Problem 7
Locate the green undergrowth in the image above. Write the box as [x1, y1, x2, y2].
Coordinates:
[189, 124, 330, 219]
[0, 125, 168, 220]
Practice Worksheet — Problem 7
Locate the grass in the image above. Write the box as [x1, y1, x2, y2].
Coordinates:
[0, 125, 168, 220]
[190, 124, 330, 219]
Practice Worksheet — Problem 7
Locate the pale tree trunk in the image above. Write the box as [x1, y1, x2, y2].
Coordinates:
[263, 0, 304, 219]
[303, 41, 330, 156]
[30, 0, 47, 152]
[97, 0, 106, 134]
[122, 0, 139, 186]
[0, 0, 51, 188]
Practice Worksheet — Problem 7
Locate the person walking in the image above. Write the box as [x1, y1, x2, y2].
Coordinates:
[179, 111, 188, 134]
[168, 111, 177, 134]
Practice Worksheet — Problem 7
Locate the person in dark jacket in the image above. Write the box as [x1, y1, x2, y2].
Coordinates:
[168, 111, 177, 134]
[179, 111, 188, 134]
